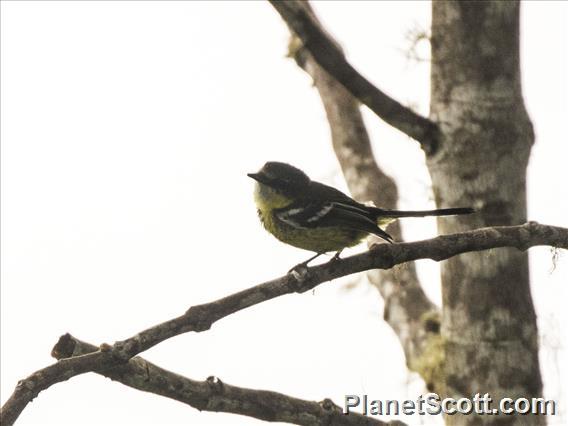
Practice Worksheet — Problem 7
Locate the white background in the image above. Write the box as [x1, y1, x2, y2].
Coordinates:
[1, 1, 567, 425]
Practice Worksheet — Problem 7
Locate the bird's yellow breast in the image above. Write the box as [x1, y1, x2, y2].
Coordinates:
[253, 181, 367, 253]
[256, 207, 366, 253]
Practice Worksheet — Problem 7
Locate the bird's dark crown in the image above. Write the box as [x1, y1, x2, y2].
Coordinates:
[248, 162, 310, 191]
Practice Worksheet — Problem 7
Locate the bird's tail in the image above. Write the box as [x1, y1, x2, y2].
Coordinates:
[365, 207, 473, 244]
[369, 206, 473, 229]
[372, 207, 474, 219]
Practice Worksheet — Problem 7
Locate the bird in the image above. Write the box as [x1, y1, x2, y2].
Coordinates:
[248, 161, 473, 269]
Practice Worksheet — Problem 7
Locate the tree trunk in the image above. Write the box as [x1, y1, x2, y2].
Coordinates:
[429, 2, 542, 424]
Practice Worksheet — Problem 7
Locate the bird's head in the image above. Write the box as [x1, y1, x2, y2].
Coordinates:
[248, 162, 310, 209]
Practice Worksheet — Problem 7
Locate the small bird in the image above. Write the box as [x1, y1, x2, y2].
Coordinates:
[248, 162, 473, 268]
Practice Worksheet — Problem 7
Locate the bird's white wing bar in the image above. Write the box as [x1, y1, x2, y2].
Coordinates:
[276, 202, 334, 228]
[276, 201, 376, 228]
[306, 203, 333, 222]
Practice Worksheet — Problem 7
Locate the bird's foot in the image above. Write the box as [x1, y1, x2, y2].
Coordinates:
[289, 265, 309, 283]
[287, 252, 324, 277]
[288, 260, 310, 279]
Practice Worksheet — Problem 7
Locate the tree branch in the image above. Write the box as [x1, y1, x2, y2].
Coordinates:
[269, 0, 440, 154]
[284, 1, 440, 388]
[46, 334, 399, 426]
[2, 222, 566, 424]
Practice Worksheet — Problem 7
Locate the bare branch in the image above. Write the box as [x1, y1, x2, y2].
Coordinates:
[285, 1, 439, 385]
[47, 334, 398, 426]
[1, 222, 566, 425]
[269, 0, 440, 154]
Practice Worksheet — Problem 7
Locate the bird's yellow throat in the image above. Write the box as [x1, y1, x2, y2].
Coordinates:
[253, 182, 294, 211]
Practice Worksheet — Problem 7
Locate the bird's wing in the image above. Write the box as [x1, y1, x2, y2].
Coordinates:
[276, 200, 394, 243]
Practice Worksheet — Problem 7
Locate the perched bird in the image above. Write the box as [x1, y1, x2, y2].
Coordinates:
[248, 162, 473, 268]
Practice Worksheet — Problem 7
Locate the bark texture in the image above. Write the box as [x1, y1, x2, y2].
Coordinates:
[429, 2, 542, 424]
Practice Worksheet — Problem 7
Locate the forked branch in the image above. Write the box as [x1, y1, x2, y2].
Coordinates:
[269, 0, 440, 154]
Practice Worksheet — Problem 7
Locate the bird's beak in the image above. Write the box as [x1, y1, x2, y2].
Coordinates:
[248, 171, 274, 186]
[247, 172, 262, 182]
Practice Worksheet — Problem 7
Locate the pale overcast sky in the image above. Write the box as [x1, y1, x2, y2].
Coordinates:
[1, 2, 567, 425]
